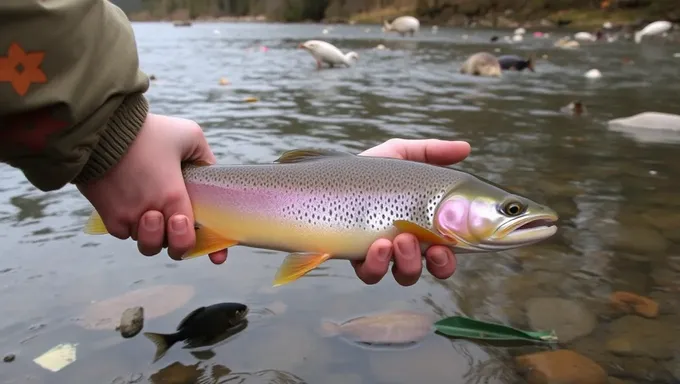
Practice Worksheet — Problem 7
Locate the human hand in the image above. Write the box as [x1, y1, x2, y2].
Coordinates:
[353, 138, 472, 286]
[77, 113, 228, 265]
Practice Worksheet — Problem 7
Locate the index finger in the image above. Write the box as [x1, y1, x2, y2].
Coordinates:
[399, 139, 471, 165]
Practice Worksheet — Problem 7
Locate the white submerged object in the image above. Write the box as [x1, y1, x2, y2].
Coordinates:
[608, 112, 680, 143]
[512, 34, 523, 42]
[584, 69, 602, 79]
[34, 343, 78, 372]
[608, 112, 680, 131]
[298, 40, 359, 69]
[574, 32, 596, 41]
[514, 27, 526, 35]
[383, 16, 420, 37]
[635, 21, 672, 43]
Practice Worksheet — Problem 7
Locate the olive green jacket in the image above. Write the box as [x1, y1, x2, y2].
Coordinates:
[0, 0, 150, 191]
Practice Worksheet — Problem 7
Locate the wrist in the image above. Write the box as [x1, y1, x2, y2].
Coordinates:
[72, 93, 149, 185]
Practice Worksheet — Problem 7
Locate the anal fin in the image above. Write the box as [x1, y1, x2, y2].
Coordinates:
[182, 225, 238, 260]
[272, 253, 332, 287]
[393, 220, 456, 246]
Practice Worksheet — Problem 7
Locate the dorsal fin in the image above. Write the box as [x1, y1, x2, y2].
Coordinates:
[275, 149, 353, 164]
[176, 306, 207, 331]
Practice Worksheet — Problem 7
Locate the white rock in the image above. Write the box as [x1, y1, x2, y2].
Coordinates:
[608, 112, 680, 131]
[584, 69, 602, 79]
[574, 31, 596, 41]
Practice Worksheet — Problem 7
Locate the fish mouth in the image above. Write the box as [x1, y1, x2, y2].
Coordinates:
[240, 307, 250, 319]
[298, 43, 307, 49]
[492, 214, 559, 246]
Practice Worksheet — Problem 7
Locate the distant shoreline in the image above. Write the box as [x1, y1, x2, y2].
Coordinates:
[127, 8, 671, 30]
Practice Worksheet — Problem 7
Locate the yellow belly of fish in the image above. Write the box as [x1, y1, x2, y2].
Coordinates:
[190, 203, 406, 287]
[191, 203, 398, 260]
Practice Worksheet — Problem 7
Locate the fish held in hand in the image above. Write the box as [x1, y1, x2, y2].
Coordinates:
[84, 149, 559, 287]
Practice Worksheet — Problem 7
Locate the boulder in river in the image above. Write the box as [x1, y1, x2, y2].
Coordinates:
[515, 349, 607, 384]
[606, 316, 678, 359]
[118, 306, 144, 338]
[609, 291, 659, 318]
[526, 298, 597, 343]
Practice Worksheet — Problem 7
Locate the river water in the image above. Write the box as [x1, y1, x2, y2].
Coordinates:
[1, 22, 679, 384]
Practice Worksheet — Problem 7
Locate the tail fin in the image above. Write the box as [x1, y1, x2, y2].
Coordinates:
[144, 332, 178, 363]
[634, 31, 643, 43]
[319, 321, 341, 337]
[526, 54, 535, 72]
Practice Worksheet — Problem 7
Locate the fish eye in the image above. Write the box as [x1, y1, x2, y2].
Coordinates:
[501, 201, 525, 217]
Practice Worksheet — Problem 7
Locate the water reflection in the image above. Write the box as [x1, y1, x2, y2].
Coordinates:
[149, 363, 306, 384]
[0, 22, 678, 384]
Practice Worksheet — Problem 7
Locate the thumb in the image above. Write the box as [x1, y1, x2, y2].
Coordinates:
[179, 120, 217, 165]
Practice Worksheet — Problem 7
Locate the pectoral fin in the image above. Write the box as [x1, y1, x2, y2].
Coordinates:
[393, 220, 456, 245]
[84, 210, 108, 235]
[182, 226, 239, 260]
[273, 253, 333, 287]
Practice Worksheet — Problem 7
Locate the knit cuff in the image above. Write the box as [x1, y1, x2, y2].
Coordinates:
[72, 93, 149, 185]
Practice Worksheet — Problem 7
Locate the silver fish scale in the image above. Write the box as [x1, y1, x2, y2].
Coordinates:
[184, 155, 467, 232]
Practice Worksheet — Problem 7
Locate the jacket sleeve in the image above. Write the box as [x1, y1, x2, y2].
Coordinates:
[0, 0, 150, 192]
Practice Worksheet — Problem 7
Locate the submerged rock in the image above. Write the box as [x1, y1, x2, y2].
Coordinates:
[526, 298, 596, 343]
[606, 316, 677, 359]
[76, 284, 195, 331]
[609, 291, 659, 318]
[118, 306, 144, 338]
[603, 225, 669, 254]
[569, 337, 676, 383]
[649, 291, 680, 315]
[515, 349, 607, 384]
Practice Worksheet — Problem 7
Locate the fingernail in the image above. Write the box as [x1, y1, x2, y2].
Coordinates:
[170, 216, 188, 235]
[378, 246, 391, 262]
[431, 249, 448, 266]
[396, 238, 418, 259]
[143, 214, 162, 231]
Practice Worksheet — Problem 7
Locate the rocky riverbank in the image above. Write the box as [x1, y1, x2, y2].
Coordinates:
[122, 0, 678, 30]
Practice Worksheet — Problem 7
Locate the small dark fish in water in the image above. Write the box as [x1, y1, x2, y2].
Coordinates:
[490, 35, 499, 42]
[320, 310, 434, 347]
[497, 54, 535, 72]
[144, 302, 248, 362]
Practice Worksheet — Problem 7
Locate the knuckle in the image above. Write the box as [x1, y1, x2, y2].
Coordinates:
[164, 189, 187, 209]
[186, 121, 206, 138]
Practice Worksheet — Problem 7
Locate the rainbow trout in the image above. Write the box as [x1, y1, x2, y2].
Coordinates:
[84, 149, 559, 287]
